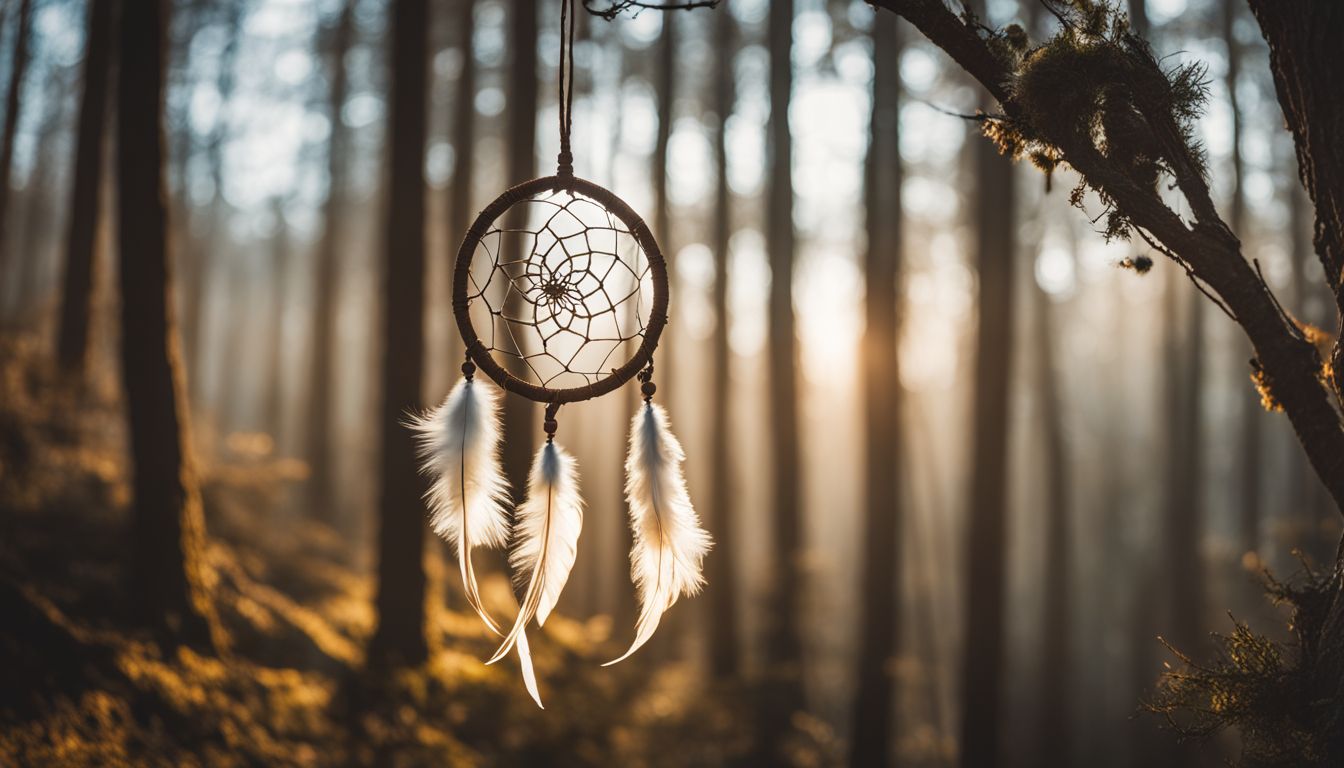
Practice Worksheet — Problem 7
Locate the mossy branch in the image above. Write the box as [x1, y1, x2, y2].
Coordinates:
[866, 0, 1344, 518]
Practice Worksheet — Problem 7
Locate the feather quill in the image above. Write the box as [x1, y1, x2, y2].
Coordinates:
[487, 441, 584, 677]
[409, 377, 542, 706]
[605, 402, 711, 665]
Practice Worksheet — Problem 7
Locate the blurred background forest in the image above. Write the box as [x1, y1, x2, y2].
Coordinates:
[0, 0, 1338, 765]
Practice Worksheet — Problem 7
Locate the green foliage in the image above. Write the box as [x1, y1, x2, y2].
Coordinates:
[977, 0, 1211, 242]
[1148, 567, 1344, 767]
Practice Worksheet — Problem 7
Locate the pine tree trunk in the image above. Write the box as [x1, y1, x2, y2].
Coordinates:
[651, 8, 675, 398]
[1225, 0, 1262, 561]
[849, 11, 902, 768]
[959, 7, 1016, 762]
[501, 0, 538, 499]
[1164, 277, 1204, 658]
[1156, 266, 1203, 768]
[641, 4, 680, 660]
[757, 0, 806, 757]
[264, 202, 289, 450]
[705, 0, 739, 683]
[305, 0, 355, 522]
[185, 8, 244, 401]
[367, 0, 431, 669]
[116, 0, 220, 652]
[1033, 276, 1072, 767]
[0, 0, 33, 300]
[12, 76, 64, 323]
[56, 0, 115, 377]
[446, 0, 476, 364]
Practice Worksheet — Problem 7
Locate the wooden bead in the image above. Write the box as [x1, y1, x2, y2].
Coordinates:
[543, 419, 559, 435]
[640, 381, 656, 398]
[461, 360, 476, 377]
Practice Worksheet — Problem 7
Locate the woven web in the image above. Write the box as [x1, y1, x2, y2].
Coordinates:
[464, 188, 654, 391]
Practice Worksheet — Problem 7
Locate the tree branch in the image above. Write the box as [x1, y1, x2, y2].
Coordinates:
[582, 0, 718, 21]
[867, 0, 1344, 515]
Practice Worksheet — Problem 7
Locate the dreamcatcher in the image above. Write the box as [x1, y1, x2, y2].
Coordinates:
[410, 0, 710, 708]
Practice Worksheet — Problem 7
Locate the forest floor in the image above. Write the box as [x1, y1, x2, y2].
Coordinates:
[0, 338, 803, 767]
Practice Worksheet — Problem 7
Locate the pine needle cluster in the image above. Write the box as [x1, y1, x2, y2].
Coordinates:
[1147, 567, 1344, 766]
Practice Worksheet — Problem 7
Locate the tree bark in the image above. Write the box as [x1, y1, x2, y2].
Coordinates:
[56, 0, 115, 377]
[367, 0, 431, 669]
[12, 71, 65, 323]
[651, 7, 675, 400]
[305, 0, 355, 522]
[184, 6, 244, 402]
[705, 0, 739, 683]
[639, 1, 681, 660]
[0, 0, 33, 298]
[757, 0, 806, 757]
[446, 0, 476, 357]
[849, 11, 902, 768]
[1247, 0, 1344, 539]
[264, 201, 290, 449]
[501, 0, 539, 499]
[955, 3, 1016, 765]
[1033, 274, 1071, 767]
[1225, 0, 1262, 560]
[116, 0, 221, 652]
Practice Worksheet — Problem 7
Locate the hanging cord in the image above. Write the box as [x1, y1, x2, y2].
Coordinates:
[556, 0, 577, 179]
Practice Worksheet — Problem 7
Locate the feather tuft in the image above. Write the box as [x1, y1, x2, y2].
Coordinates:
[486, 441, 584, 707]
[409, 377, 512, 620]
[605, 402, 711, 665]
[409, 377, 540, 706]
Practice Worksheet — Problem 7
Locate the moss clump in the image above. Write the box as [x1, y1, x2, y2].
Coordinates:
[978, 1, 1210, 241]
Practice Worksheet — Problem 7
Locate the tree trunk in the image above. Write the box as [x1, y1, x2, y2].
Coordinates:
[849, 11, 902, 768]
[0, 0, 33, 298]
[1128, 0, 1148, 37]
[1286, 158, 1333, 565]
[1156, 265, 1204, 768]
[56, 0, 115, 377]
[446, 0, 476, 356]
[1248, 1, 1344, 558]
[1225, 0, 1262, 561]
[639, 2, 681, 660]
[305, 0, 355, 522]
[651, 8, 675, 400]
[501, 0, 538, 499]
[367, 0, 431, 669]
[1163, 271, 1204, 658]
[185, 7, 244, 402]
[116, 0, 220, 652]
[1033, 275, 1072, 767]
[12, 73, 65, 324]
[756, 0, 806, 758]
[959, 6, 1016, 765]
[705, 0, 739, 683]
[264, 201, 289, 449]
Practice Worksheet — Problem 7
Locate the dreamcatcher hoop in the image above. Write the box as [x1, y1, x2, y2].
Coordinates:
[452, 174, 669, 405]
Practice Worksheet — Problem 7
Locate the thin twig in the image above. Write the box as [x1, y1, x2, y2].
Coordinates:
[582, 0, 718, 20]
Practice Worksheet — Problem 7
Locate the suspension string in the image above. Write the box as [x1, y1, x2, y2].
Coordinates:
[557, 0, 576, 178]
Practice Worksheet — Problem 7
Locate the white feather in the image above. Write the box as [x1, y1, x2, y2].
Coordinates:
[486, 441, 585, 706]
[605, 402, 711, 666]
[409, 377, 511, 620]
[409, 377, 541, 707]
